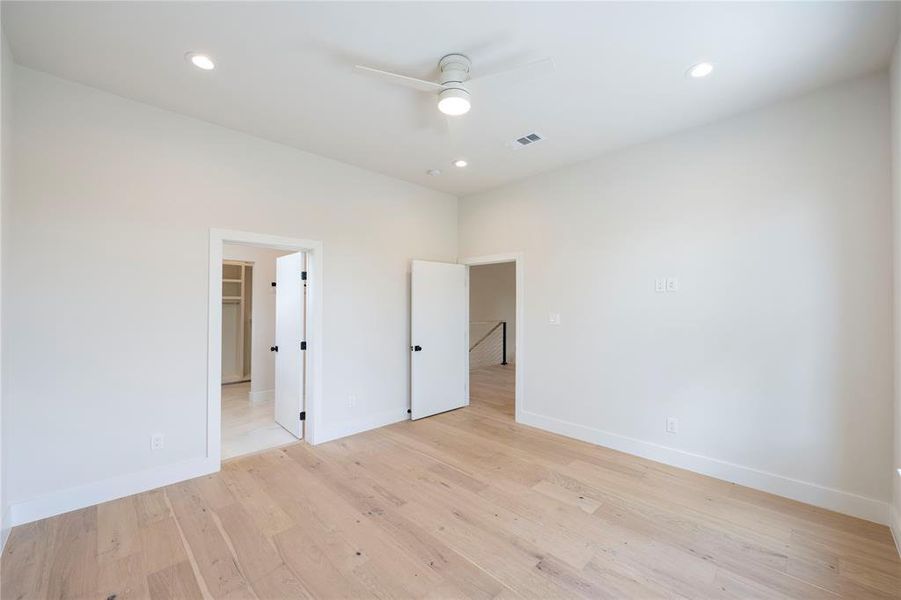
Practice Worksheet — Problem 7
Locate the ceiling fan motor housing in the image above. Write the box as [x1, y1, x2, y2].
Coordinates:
[354, 51, 551, 118]
[436, 53, 472, 115]
[439, 53, 471, 89]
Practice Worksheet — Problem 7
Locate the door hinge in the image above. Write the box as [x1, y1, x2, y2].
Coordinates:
[301, 271, 307, 280]
[299, 411, 306, 421]
[300, 341, 307, 350]
[270, 345, 278, 352]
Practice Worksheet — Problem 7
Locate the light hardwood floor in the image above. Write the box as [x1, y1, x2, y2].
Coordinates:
[221, 382, 297, 460]
[2, 365, 900, 599]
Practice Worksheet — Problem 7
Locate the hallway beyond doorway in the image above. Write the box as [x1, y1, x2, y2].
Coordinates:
[469, 364, 515, 421]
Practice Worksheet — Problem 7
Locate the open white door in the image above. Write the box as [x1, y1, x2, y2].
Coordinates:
[411, 260, 468, 420]
[275, 251, 306, 438]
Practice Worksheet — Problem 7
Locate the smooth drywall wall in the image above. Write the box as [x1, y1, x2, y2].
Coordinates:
[891, 30, 901, 546]
[5, 66, 456, 520]
[459, 73, 893, 523]
[222, 244, 291, 400]
[470, 262, 516, 368]
[0, 20, 11, 547]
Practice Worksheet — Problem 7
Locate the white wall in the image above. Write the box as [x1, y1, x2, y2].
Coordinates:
[469, 262, 516, 368]
[0, 20, 11, 548]
[222, 244, 291, 401]
[4, 66, 457, 523]
[459, 73, 894, 523]
[3, 49, 897, 534]
[890, 29, 901, 548]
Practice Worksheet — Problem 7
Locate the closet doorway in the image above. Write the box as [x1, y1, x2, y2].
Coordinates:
[212, 235, 320, 460]
[208, 229, 323, 463]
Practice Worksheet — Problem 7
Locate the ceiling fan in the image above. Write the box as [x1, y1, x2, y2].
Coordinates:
[354, 53, 553, 116]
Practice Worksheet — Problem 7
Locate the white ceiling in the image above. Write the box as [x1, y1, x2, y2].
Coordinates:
[4, 1, 899, 196]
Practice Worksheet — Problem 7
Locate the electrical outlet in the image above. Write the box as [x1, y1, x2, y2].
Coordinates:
[655, 278, 666, 292]
[666, 277, 679, 292]
[151, 433, 165, 450]
[347, 394, 357, 409]
[666, 417, 679, 434]
[548, 312, 561, 325]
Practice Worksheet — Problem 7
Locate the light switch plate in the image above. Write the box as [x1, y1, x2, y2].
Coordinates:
[548, 312, 561, 325]
[666, 277, 679, 292]
[655, 278, 666, 292]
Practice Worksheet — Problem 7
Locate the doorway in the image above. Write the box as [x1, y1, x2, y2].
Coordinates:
[208, 229, 323, 464]
[220, 245, 307, 459]
[408, 255, 524, 423]
[468, 261, 517, 420]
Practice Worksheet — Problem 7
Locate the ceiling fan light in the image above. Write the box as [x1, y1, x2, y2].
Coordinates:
[437, 88, 471, 116]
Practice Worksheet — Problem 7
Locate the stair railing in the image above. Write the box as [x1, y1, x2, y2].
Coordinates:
[469, 320, 507, 366]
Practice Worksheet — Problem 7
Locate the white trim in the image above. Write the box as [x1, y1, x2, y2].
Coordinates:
[894, 468, 901, 557]
[519, 409, 890, 525]
[209, 229, 325, 462]
[8, 457, 217, 527]
[891, 503, 901, 559]
[1, 506, 11, 551]
[249, 389, 275, 404]
[461, 253, 525, 425]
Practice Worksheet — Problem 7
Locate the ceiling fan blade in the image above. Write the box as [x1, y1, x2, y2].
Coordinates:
[354, 65, 445, 93]
[468, 57, 555, 86]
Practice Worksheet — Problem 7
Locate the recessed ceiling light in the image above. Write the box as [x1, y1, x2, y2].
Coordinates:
[453, 159, 468, 168]
[687, 62, 714, 78]
[427, 169, 442, 176]
[186, 52, 215, 71]
[438, 89, 471, 116]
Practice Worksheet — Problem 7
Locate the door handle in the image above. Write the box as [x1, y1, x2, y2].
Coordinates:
[411, 345, 422, 352]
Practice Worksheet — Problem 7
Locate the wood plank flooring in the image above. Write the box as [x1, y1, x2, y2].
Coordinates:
[3, 365, 900, 599]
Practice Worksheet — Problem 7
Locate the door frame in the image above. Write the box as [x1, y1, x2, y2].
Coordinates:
[208, 229, 324, 464]
[460, 252, 524, 424]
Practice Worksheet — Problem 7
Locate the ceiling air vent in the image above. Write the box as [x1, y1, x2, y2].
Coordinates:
[512, 132, 544, 149]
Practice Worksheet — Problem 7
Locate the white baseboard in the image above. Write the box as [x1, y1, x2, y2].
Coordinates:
[249, 389, 274, 404]
[518, 410, 890, 525]
[1, 504, 11, 551]
[5, 407, 407, 527]
[8, 456, 218, 527]
[891, 505, 901, 559]
[4, 409, 890, 535]
[315, 408, 408, 445]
